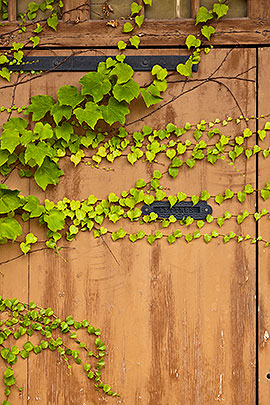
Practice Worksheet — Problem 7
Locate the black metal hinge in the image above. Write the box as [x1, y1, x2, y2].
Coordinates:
[6, 55, 198, 72]
[141, 201, 212, 220]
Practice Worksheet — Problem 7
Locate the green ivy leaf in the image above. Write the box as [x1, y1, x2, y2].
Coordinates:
[177, 192, 187, 202]
[186, 158, 195, 169]
[1, 117, 28, 153]
[0, 188, 22, 214]
[74, 102, 103, 129]
[122, 22, 134, 33]
[117, 41, 127, 50]
[166, 149, 176, 160]
[144, 195, 155, 205]
[30, 36, 40, 48]
[131, 2, 142, 15]
[147, 235, 155, 245]
[261, 189, 270, 201]
[26, 95, 54, 121]
[258, 130, 266, 141]
[110, 63, 134, 84]
[213, 3, 229, 19]
[206, 215, 214, 223]
[244, 184, 254, 194]
[168, 167, 179, 179]
[193, 230, 201, 239]
[113, 79, 140, 103]
[185, 35, 201, 50]
[156, 190, 166, 200]
[135, 15, 144, 28]
[168, 234, 176, 244]
[136, 179, 146, 188]
[176, 60, 193, 77]
[23, 341, 34, 352]
[140, 88, 163, 108]
[101, 97, 130, 125]
[201, 25, 215, 40]
[79, 72, 111, 103]
[23, 195, 44, 218]
[54, 122, 74, 143]
[197, 220, 205, 229]
[200, 189, 210, 201]
[204, 234, 212, 244]
[224, 189, 234, 200]
[57, 85, 84, 108]
[211, 230, 219, 238]
[0, 217, 22, 241]
[129, 35, 140, 49]
[111, 228, 127, 241]
[34, 157, 64, 191]
[151, 65, 168, 81]
[185, 234, 193, 243]
[245, 149, 253, 159]
[47, 14, 58, 30]
[50, 102, 72, 125]
[243, 128, 252, 138]
[191, 195, 199, 205]
[168, 195, 177, 207]
[0, 67, 10, 81]
[43, 209, 66, 232]
[196, 7, 213, 25]
[26, 233, 37, 244]
[215, 194, 224, 205]
[237, 191, 247, 204]
[217, 217, 225, 227]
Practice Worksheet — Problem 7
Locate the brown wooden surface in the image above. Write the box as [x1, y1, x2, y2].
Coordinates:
[8, 0, 16, 21]
[1, 17, 270, 48]
[258, 47, 270, 404]
[0, 47, 258, 404]
[63, 0, 90, 22]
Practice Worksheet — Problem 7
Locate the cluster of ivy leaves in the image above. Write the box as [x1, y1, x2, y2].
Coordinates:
[0, 297, 118, 403]
[0, 0, 268, 251]
[1, 0, 268, 403]
[0, 0, 62, 80]
[1, 106, 270, 190]
[1, 172, 270, 249]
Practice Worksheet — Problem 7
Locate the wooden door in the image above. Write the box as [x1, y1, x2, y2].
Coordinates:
[1, 1, 270, 404]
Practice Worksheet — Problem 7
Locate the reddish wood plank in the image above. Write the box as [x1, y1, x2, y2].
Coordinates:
[8, 0, 16, 21]
[1, 18, 270, 47]
[258, 47, 270, 404]
[6, 48, 255, 404]
[63, 0, 90, 22]
[249, 0, 270, 20]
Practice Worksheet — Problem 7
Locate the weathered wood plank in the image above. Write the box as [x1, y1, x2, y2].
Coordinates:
[63, 0, 90, 22]
[258, 47, 270, 404]
[0, 76, 31, 403]
[249, 0, 270, 20]
[8, 0, 16, 21]
[18, 48, 258, 404]
[1, 18, 270, 48]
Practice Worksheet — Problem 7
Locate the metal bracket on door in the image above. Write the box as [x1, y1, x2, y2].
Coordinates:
[6, 55, 199, 72]
[141, 201, 212, 220]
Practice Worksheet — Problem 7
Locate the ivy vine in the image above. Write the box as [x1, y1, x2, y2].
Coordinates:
[0, 0, 264, 403]
[0, 297, 118, 404]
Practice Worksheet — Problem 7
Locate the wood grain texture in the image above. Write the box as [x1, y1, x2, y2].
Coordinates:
[0, 17, 270, 48]
[8, 0, 16, 21]
[0, 72, 34, 405]
[249, 0, 270, 20]
[258, 47, 270, 404]
[63, 0, 90, 22]
[0, 48, 258, 404]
